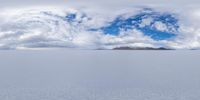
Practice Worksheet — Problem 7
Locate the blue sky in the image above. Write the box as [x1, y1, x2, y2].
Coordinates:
[98, 8, 179, 40]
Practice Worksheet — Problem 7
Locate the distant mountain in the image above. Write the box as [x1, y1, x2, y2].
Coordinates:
[113, 47, 172, 50]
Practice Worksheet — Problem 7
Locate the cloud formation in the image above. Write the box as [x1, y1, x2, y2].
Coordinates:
[0, 6, 200, 50]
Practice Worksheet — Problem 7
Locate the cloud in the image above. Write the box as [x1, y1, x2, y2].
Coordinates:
[0, 6, 200, 50]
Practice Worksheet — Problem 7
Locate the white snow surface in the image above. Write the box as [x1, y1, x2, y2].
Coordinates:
[0, 50, 200, 100]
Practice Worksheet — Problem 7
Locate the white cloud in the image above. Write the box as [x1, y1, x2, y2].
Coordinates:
[153, 21, 168, 31]
[139, 18, 153, 27]
[0, 6, 200, 49]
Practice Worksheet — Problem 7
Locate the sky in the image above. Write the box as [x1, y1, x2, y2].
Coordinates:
[1, 0, 200, 9]
[0, 0, 200, 50]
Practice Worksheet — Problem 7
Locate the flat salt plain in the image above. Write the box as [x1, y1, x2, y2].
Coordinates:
[0, 49, 200, 100]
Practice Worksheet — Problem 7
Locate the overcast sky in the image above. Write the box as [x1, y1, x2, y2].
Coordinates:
[0, 0, 200, 9]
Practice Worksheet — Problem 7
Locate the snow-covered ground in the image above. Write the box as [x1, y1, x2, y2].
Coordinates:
[0, 50, 200, 100]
